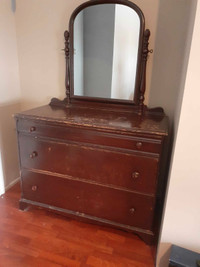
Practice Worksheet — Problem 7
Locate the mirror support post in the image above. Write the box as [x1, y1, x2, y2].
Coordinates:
[64, 31, 70, 105]
[49, 31, 71, 107]
[139, 29, 151, 115]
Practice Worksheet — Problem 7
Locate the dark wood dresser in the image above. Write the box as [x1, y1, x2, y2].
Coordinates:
[14, 0, 170, 247]
[15, 103, 168, 244]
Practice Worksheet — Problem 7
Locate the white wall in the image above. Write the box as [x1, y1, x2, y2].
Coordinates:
[0, 0, 21, 194]
[157, 1, 200, 266]
[149, 0, 197, 125]
[15, 0, 86, 110]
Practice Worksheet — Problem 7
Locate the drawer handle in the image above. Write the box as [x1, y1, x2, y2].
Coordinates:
[29, 151, 38, 158]
[29, 126, 36, 132]
[136, 142, 143, 149]
[130, 208, 135, 214]
[132, 172, 140, 179]
[31, 185, 38, 191]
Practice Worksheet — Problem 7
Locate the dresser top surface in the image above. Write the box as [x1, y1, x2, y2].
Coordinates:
[15, 104, 169, 136]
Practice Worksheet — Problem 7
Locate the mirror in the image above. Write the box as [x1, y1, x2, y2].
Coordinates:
[72, 3, 141, 101]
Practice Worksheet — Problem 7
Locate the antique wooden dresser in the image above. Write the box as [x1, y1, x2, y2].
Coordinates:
[15, 0, 169, 245]
[15, 103, 168, 244]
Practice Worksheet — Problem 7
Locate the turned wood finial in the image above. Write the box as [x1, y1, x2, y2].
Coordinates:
[138, 29, 153, 115]
[64, 30, 70, 105]
[49, 30, 71, 108]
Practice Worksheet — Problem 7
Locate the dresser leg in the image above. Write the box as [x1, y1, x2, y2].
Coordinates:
[137, 233, 155, 246]
[19, 200, 29, 211]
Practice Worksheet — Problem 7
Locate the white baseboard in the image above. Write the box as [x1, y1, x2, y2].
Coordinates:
[5, 177, 20, 192]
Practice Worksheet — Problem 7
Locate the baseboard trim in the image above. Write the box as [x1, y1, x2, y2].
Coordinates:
[5, 177, 20, 192]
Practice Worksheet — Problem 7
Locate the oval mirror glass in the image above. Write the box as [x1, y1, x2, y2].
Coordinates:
[73, 3, 140, 101]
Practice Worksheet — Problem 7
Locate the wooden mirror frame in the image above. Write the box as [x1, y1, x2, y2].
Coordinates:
[50, 0, 153, 114]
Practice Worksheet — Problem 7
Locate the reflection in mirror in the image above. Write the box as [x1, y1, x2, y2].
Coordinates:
[73, 4, 140, 101]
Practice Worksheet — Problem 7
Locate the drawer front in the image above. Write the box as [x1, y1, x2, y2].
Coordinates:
[17, 119, 162, 154]
[21, 170, 155, 231]
[19, 134, 159, 195]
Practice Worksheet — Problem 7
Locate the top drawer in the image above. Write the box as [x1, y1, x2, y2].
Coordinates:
[17, 119, 162, 154]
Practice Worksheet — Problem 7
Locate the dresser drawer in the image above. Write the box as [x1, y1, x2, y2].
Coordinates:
[17, 119, 162, 154]
[19, 134, 159, 195]
[21, 170, 155, 231]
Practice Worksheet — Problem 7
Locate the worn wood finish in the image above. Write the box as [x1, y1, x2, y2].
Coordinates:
[0, 183, 155, 266]
[17, 119, 162, 154]
[15, 104, 168, 246]
[15, 104, 168, 136]
[13, 0, 169, 261]
[19, 135, 159, 195]
[21, 170, 156, 231]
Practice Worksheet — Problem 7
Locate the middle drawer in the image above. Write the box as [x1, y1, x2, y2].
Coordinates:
[19, 134, 159, 195]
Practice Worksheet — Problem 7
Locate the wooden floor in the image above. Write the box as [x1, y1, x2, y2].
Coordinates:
[0, 183, 155, 267]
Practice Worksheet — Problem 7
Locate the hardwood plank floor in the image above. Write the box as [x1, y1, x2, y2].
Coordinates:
[0, 183, 155, 266]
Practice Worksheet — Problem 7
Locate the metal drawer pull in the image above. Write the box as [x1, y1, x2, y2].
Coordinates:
[136, 142, 143, 149]
[132, 172, 140, 179]
[130, 208, 135, 214]
[31, 185, 38, 191]
[29, 151, 38, 158]
[29, 126, 36, 132]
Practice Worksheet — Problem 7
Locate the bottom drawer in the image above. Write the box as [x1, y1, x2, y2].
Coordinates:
[21, 170, 155, 231]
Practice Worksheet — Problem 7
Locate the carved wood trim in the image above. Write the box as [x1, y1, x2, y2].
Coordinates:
[64, 30, 70, 104]
[50, 31, 70, 107]
[138, 29, 153, 115]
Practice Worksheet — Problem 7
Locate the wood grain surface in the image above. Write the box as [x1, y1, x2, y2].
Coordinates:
[0, 183, 155, 266]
